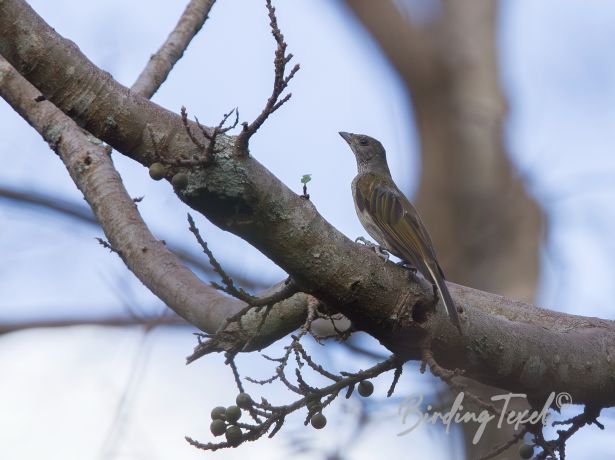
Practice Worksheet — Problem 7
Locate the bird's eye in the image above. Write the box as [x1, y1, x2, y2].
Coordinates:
[359, 138, 369, 146]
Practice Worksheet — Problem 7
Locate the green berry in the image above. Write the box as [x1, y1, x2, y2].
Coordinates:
[357, 380, 374, 397]
[210, 406, 226, 421]
[310, 412, 327, 429]
[236, 393, 253, 409]
[225, 425, 242, 446]
[210, 419, 226, 437]
[148, 162, 166, 180]
[518, 444, 534, 459]
[225, 405, 242, 423]
[171, 172, 189, 189]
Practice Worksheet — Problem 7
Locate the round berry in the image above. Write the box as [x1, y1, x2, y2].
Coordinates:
[225, 425, 242, 446]
[310, 412, 327, 429]
[518, 444, 534, 459]
[236, 393, 253, 409]
[171, 172, 189, 189]
[210, 406, 226, 421]
[225, 405, 242, 423]
[210, 419, 226, 437]
[148, 162, 166, 180]
[357, 380, 374, 397]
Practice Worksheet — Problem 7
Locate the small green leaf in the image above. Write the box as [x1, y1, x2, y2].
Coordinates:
[301, 174, 312, 184]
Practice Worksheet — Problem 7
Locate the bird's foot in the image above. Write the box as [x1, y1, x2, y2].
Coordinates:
[431, 283, 439, 307]
[355, 236, 389, 261]
[396, 260, 417, 274]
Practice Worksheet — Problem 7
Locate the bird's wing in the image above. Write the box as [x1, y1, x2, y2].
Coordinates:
[354, 173, 436, 273]
[354, 173, 463, 333]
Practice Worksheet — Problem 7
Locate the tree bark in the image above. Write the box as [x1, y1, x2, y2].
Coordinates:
[1, 0, 614, 411]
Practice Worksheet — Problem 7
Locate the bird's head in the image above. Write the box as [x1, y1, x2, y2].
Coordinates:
[338, 132, 390, 175]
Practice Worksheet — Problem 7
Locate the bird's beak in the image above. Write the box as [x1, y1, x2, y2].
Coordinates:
[338, 131, 352, 143]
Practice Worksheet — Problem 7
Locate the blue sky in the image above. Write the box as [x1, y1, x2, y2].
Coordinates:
[1, 0, 614, 458]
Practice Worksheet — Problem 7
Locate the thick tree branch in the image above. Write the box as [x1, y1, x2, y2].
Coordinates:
[1, 0, 615, 408]
[0, 55, 306, 350]
[131, 0, 217, 98]
[0, 0, 305, 351]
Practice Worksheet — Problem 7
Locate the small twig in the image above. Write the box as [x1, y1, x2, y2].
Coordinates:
[187, 213, 254, 302]
[312, 315, 354, 343]
[225, 352, 245, 394]
[295, 367, 319, 393]
[246, 373, 279, 386]
[533, 405, 603, 459]
[387, 363, 403, 397]
[235, 0, 300, 153]
[181, 106, 206, 150]
[421, 348, 502, 416]
[188, 353, 401, 451]
[176, 106, 238, 165]
[186, 265, 408, 452]
[268, 416, 285, 438]
[476, 425, 530, 460]
[195, 107, 238, 160]
[186, 282, 303, 363]
[96, 237, 120, 255]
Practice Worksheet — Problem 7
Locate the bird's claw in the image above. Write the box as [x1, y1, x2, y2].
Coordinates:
[355, 236, 389, 261]
[354, 236, 370, 245]
[396, 260, 417, 273]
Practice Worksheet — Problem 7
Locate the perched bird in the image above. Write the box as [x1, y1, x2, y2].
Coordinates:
[339, 131, 463, 334]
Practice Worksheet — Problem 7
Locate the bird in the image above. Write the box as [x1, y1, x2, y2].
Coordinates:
[339, 131, 463, 334]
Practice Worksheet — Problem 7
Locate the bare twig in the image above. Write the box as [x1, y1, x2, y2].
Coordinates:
[186, 352, 401, 451]
[0, 55, 246, 339]
[421, 348, 502, 416]
[185, 214, 306, 362]
[532, 406, 603, 459]
[180, 105, 205, 149]
[196, 107, 239, 160]
[187, 291, 405, 451]
[476, 426, 529, 460]
[177, 107, 239, 165]
[187, 213, 254, 302]
[387, 363, 403, 397]
[235, 0, 300, 152]
[225, 352, 246, 394]
[96, 237, 120, 255]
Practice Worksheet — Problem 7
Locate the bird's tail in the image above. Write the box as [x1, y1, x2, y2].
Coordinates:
[427, 265, 463, 334]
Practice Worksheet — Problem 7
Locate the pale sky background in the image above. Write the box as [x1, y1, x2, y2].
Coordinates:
[0, 0, 614, 459]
